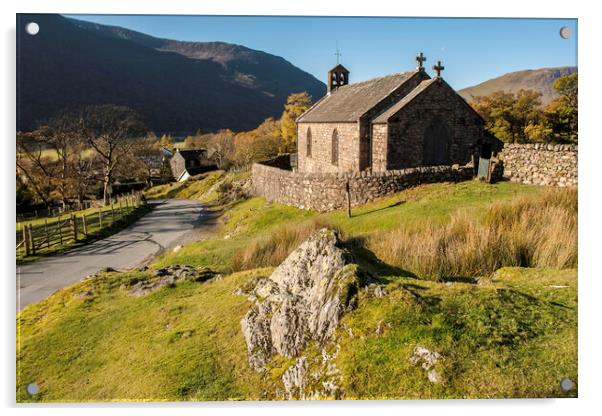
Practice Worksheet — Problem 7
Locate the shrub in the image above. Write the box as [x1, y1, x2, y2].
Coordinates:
[366, 188, 577, 280]
[231, 217, 340, 271]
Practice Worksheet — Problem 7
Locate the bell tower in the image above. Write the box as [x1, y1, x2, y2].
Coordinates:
[327, 64, 350, 94]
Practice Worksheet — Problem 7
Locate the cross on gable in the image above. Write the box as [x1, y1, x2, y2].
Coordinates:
[335, 43, 342, 64]
[416, 52, 427, 69]
[433, 60, 445, 77]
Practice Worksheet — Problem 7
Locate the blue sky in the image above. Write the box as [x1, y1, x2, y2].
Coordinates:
[65, 15, 577, 89]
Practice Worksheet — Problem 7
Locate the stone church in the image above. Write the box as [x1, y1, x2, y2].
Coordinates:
[296, 53, 487, 173]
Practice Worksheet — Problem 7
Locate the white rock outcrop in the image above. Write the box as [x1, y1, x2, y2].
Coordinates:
[240, 229, 368, 373]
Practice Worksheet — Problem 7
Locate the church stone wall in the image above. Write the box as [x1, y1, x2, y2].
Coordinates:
[371, 124, 388, 171]
[297, 122, 359, 173]
[252, 156, 473, 212]
[498, 143, 577, 187]
[381, 80, 484, 170]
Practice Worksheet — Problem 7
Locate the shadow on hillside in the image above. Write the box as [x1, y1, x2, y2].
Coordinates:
[345, 236, 415, 280]
[439, 276, 478, 284]
[351, 200, 405, 217]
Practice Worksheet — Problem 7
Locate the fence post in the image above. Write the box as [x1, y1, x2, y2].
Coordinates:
[98, 209, 103, 229]
[44, 219, 50, 248]
[58, 217, 63, 246]
[82, 214, 88, 237]
[23, 224, 31, 257]
[71, 214, 78, 242]
[27, 224, 35, 254]
[346, 180, 352, 218]
[125, 197, 129, 212]
[119, 199, 123, 218]
[111, 203, 115, 225]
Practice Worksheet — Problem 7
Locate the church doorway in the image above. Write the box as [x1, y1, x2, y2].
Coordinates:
[422, 118, 451, 165]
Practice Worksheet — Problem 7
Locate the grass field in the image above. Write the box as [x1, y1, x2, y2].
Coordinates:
[16, 177, 578, 401]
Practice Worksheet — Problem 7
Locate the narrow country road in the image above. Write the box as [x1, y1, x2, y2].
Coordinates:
[16, 199, 209, 312]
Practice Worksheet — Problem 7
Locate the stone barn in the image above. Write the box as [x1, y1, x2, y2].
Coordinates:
[296, 55, 487, 173]
[169, 148, 217, 182]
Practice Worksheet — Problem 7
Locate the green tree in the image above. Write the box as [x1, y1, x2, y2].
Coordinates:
[280, 92, 312, 153]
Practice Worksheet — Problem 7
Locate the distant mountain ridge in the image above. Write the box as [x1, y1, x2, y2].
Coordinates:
[17, 14, 325, 133]
[459, 66, 577, 104]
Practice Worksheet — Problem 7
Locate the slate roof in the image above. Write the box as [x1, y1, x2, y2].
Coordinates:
[177, 149, 208, 160]
[297, 72, 417, 123]
[372, 78, 486, 124]
[371, 78, 437, 123]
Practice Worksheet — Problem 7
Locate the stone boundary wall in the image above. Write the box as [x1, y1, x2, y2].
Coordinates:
[498, 143, 577, 187]
[252, 155, 473, 212]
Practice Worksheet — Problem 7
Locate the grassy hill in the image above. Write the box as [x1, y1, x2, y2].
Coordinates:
[17, 177, 578, 401]
[459, 66, 577, 104]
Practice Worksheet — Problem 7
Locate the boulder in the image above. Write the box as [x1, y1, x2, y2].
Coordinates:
[240, 228, 371, 372]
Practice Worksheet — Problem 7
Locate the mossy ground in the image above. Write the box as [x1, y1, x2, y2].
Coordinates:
[16, 177, 577, 401]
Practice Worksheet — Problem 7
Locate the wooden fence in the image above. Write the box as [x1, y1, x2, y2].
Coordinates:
[16, 193, 147, 259]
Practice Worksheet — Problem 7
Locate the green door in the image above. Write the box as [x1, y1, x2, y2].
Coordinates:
[477, 157, 490, 179]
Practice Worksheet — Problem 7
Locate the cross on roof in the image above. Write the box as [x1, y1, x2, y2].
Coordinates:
[416, 52, 427, 70]
[335, 43, 342, 64]
[433, 60, 445, 77]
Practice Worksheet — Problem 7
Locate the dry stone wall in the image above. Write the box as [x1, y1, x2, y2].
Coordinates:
[498, 143, 577, 187]
[252, 155, 472, 212]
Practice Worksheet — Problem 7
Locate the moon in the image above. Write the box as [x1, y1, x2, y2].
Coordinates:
[560, 26, 571, 39]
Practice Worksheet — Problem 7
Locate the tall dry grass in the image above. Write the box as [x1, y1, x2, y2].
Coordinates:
[231, 217, 341, 272]
[367, 188, 577, 280]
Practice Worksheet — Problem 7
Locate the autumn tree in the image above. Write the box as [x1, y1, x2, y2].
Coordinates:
[158, 134, 173, 149]
[471, 89, 544, 143]
[183, 136, 195, 149]
[232, 118, 281, 167]
[81, 105, 147, 205]
[544, 73, 578, 143]
[280, 92, 312, 153]
[16, 110, 86, 208]
[15, 137, 54, 208]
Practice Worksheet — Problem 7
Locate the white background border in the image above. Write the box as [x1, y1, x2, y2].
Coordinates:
[2, 1, 600, 415]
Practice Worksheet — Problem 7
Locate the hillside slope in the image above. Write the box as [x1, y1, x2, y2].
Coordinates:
[17, 179, 578, 401]
[459, 66, 577, 104]
[17, 14, 325, 133]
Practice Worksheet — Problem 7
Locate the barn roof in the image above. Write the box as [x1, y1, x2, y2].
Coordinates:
[176, 149, 208, 160]
[297, 71, 417, 123]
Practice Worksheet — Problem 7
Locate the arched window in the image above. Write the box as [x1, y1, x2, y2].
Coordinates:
[331, 129, 339, 166]
[306, 127, 312, 157]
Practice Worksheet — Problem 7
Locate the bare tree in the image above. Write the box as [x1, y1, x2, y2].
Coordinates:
[80, 105, 147, 205]
[16, 111, 80, 209]
[206, 129, 235, 169]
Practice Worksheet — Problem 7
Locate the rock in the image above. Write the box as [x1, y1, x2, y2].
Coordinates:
[364, 283, 387, 298]
[240, 302, 274, 371]
[409, 346, 443, 384]
[128, 265, 220, 296]
[172, 245, 182, 253]
[240, 228, 371, 371]
[282, 357, 308, 400]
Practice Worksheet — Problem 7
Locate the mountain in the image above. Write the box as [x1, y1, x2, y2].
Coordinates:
[17, 14, 325, 133]
[459, 66, 577, 104]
